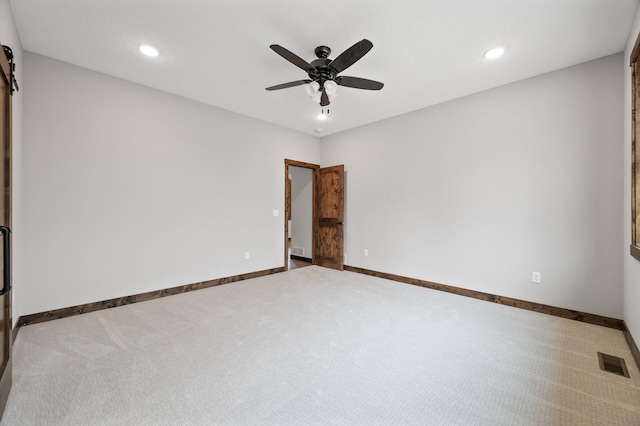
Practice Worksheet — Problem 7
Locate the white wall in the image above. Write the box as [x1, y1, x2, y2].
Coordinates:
[22, 53, 320, 315]
[322, 54, 624, 318]
[0, 0, 23, 326]
[290, 166, 313, 258]
[15, 34, 631, 324]
[624, 6, 640, 341]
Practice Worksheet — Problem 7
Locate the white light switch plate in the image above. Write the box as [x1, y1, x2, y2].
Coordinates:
[531, 272, 541, 283]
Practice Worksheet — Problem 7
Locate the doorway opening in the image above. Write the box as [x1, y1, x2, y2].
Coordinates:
[284, 159, 345, 272]
[288, 165, 314, 269]
[285, 160, 319, 271]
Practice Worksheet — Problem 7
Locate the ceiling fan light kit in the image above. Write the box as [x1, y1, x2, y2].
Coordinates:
[266, 39, 384, 109]
[306, 81, 320, 97]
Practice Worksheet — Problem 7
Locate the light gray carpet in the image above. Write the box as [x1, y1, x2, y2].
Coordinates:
[2, 266, 639, 425]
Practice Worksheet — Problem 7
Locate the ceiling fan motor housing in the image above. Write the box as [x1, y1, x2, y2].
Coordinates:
[309, 58, 335, 86]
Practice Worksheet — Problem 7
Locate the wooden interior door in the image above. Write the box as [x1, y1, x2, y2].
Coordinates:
[0, 45, 13, 418]
[314, 165, 344, 270]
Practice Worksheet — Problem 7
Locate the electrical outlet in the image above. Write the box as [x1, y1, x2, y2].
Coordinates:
[364, 249, 369, 257]
[244, 251, 250, 260]
[531, 271, 541, 284]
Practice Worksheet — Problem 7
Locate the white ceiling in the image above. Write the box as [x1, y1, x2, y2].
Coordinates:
[9, 0, 640, 137]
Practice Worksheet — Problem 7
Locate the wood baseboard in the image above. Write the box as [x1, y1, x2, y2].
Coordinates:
[344, 265, 625, 330]
[15, 267, 285, 329]
[290, 255, 312, 263]
[345, 265, 640, 369]
[623, 321, 640, 371]
[14, 263, 639, 372]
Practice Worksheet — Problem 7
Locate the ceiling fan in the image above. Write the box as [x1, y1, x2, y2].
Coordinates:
[265, 39, 384, 107]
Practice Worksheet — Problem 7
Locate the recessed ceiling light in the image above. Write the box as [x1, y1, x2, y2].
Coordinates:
[317, 113, 328, 121]
[484, 46, 505, 60]
[315, 128, 323, 133]
[139, 44, 159, 57]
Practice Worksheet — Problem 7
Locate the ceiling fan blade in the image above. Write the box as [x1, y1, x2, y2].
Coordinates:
[329, 39, 373, 74]
[265, 80, 311, 91]
[270, 45, 314, 72]
[320, 88, 330, 106]
[336, 76, 384, 90]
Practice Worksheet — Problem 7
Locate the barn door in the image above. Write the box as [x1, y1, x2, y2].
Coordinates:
[314, 165, 344, 270]
[0, 44, 15, 419]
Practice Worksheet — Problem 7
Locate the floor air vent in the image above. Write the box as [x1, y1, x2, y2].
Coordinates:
[597, 352, 630, 378]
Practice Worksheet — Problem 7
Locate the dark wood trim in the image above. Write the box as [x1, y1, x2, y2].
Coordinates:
[285, 159, 321, 170]
[623, 321, 640, 371]
[631, 29, 640, 64]
[0, 39, 12, 421]
[284, 159, 320, 271]
[14, 263, 640, 371]
[285, 162, 291, 270]
[0, 46, 10, 86]
[18, 267, 285, 327]
[290, 255, 312, 263]
[344, 265, 625, 331]
[631, 31, 640, 259]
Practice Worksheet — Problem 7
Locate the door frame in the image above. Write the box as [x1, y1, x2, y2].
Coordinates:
[284, 159, 319, 271]
[0, 42, 13, 419]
